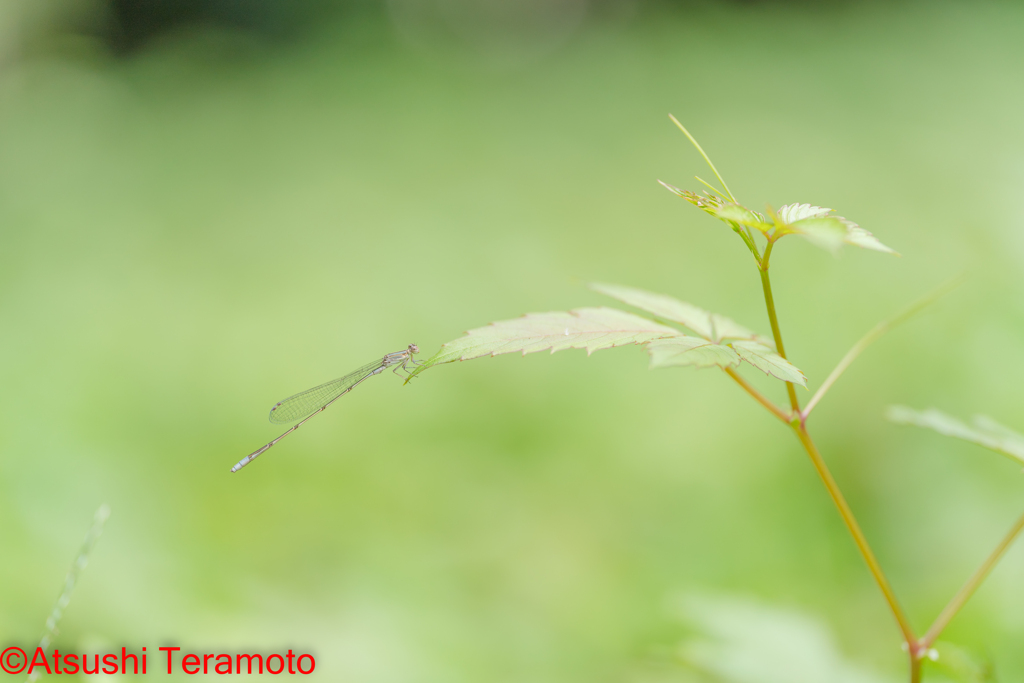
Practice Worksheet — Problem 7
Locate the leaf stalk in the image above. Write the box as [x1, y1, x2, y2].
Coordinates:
[803, 276, 964, 420]
[723, 366, 791, 424]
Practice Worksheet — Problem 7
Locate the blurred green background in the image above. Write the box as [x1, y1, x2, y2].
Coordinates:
[2, 1, 1024, 680]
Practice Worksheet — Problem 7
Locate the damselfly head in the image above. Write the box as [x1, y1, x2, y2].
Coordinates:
[408, 343, 420, 354]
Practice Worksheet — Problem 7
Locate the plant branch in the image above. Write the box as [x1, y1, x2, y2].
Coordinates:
[671, 120, 922, 679]
[757, 243, 800, 412]
[742, 235, 920, 676]
[723, 366, 791, 424]
[803, 276, 964, 420]
[919, 506, 1024, 651]
[792, 427, 918, 648]
[669, 114, 736, 203]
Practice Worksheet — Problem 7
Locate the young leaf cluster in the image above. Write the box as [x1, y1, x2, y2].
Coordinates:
[659, 182, 897, 258]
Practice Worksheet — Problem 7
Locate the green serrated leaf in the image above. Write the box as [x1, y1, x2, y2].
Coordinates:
[646, 337, 741, 369]
[642, 332, 805, 386]
[407, 307, 683, 380]
[777, 203, 833, 224]
[589, 282, 771, 345]
[776, 203, 898, 255]
[843, 220, 898, 254]
[589, 284, 804, 384]
[730, 341, 807, 386]
[789, 216, 849, 254]
[886, 406, 1024, 465]
[714, 203, 769, 231]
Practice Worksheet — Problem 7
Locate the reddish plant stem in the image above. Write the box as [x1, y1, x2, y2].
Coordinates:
[792, 427, 918, 648]
[723, 367, 791, 424]
[749, 249, 920, 680]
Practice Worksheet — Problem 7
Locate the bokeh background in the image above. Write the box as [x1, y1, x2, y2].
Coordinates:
[2, 1, 1024, 680]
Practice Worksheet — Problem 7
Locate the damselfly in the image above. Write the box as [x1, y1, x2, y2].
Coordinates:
[231, 344, 422, 473]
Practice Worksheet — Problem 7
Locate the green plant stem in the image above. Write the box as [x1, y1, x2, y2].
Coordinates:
[792, 427, 918, 648]
[727, 372, 921, 657]
[918, 506, 1024, 651]
[726, 352, 919, 659]
[754, 237, 921, 680]
[757, 243, 800, 413]
[725, 369, 919, 652]
[723, 366, 791, 423]
[732, 368, 924, 678]
[673, 121, 924, 679]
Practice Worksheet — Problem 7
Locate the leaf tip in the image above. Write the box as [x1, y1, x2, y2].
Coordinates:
[658, 179, 685, 196]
